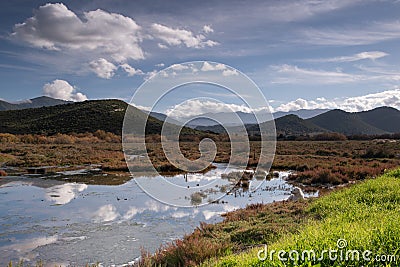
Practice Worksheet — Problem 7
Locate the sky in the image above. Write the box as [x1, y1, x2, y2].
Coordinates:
[1, 0, 400, 117]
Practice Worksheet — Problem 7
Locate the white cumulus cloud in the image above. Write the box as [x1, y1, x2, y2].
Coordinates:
[276, 98, 311, 111]
[222, 69, 239, 76]
[43, 79, 87, 101]
[170, 63, 189, 71]
[200, 61, 238, 76]
[275, 89, 400, 112]
[340, 89, 400, 112]
[119, 63, 143, 77]
[201, 62, 226, 71]
[12, 3, 144, 62]
[166, 99, 253, 118]
[151, 23, 218, 48]
[11, 3, 220, 79]
[89, 58, 117, 79]
[203, 25, 214, 33]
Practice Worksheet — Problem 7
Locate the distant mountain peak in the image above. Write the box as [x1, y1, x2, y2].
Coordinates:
[273, 114, 325, 135]
[307, 107, 400, 135]
[10, 99, 32, 104]
[31, 95, 62, 101]
[0, 96, 71, 111]
[273, 108, 331, 120]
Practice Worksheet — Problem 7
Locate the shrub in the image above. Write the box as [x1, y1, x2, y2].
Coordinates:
[361, 147, 394, 158]
[19, 134, 35, 144]
[312, 132, 347, 141]
[52, 133, 76, 144]
[296, 168, 346, 185]
[0, 133, 19, 143]
[140, 223, 230, 267]
[93, 130, 121, 143]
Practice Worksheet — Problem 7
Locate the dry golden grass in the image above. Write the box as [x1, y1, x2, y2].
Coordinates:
[1, 133, 400, 186]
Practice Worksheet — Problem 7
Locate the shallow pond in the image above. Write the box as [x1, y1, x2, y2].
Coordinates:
[0, 164, 315, 266]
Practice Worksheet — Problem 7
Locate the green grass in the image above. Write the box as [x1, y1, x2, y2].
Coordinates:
[139, 202, 310, 267]
[209, 168, 400, 267]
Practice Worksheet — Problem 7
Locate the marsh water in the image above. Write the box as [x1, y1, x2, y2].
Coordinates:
[0, 164, 315, 266]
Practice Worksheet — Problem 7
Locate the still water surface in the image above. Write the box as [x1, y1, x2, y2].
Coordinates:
[0, 164, 313, 266]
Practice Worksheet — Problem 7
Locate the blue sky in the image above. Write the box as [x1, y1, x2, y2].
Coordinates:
[1, 0, 400, 116]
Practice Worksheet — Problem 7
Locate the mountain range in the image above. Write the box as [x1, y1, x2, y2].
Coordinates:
[191, 107, 400, 136]
[166, 106, 400, 136]
[168, 109, 330, 127]
[0, 96, 70, 111]
[273, 109, 330, 119]
[0, 96, 399, 136]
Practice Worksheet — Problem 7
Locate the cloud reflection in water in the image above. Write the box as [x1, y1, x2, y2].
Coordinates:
[45, 183, 87, 205]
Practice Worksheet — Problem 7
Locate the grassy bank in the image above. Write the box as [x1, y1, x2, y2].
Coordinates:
[207, 168, 400, 267]
[140, 201, 311, 267]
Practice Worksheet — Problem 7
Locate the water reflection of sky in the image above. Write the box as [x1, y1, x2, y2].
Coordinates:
[45, 183, 88, 205]
[133, 164, 242, 207]
[0, 165, 315, 266]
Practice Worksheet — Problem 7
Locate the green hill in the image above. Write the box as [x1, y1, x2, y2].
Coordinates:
[0, 99, 197, 135]
[274, 114, 326, 135]
[307, 109, 388, 135]
[243, 114, 326, 136]
[357, 106, 400, 133]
